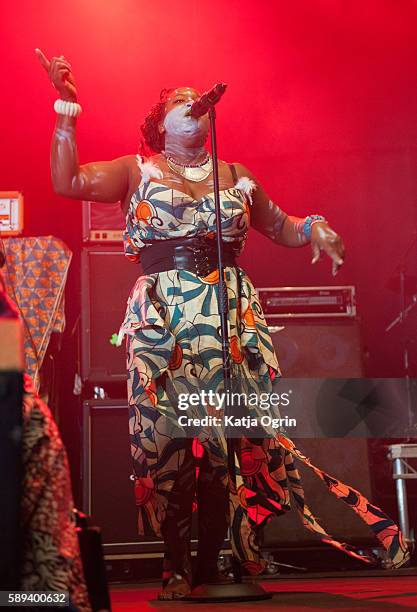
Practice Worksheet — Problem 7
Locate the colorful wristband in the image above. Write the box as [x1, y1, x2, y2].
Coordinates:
[303, 215, 327, 240]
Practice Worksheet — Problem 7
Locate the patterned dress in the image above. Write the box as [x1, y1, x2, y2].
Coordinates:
[119, 165, 409, 573]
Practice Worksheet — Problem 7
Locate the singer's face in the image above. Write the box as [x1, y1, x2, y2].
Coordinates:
[161, 87, 210, 142]
[164, 87, 200, 113]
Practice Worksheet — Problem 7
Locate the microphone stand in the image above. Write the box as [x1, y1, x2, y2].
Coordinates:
[185, 106, 271, 602]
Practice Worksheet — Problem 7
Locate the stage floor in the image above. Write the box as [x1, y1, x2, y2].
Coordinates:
[109, 571, 417, 610]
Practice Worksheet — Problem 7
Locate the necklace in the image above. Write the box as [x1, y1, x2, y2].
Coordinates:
[164, 152, 213, 182]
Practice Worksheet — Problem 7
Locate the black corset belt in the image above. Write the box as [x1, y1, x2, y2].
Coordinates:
[140, 236, 241, 276]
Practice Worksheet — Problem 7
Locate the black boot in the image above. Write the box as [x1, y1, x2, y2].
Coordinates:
[161, 441, 195, 591]
[194, 450, 230, 587]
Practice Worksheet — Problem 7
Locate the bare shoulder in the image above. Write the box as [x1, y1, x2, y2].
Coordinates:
[100, 154, 138, 184]
[120, 153, 163, 213]
[116, 154, 138, 170]
[120, 154, 142, 186]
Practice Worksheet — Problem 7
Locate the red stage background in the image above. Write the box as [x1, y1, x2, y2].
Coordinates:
[1, 1, 417, 497]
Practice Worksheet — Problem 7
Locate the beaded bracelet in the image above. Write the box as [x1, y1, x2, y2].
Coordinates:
[53, 99, 82, 118]
[303, 215, 327, 240]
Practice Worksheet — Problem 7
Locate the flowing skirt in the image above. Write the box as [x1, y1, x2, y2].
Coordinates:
[121, 266, 409, 571]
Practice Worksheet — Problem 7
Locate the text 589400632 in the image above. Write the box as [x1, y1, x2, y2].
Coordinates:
[0, 592, 69, 607]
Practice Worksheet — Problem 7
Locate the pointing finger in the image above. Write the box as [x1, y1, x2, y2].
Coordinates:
[332, 255, 344, 276]
[35, 48, 50, 71]
[311, 242, 321, 264]
[321, 238, 344, 266]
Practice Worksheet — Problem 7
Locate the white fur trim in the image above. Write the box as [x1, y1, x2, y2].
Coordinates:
[136, 155, 163, 183]
[235, 176, 256, 205]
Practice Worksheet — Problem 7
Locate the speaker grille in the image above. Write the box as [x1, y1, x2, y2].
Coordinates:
[268, 319, 363, 377]
[83, 401, 166, 555]
[81, 247, 142, 382]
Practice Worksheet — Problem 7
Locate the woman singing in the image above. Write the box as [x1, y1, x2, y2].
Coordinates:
[37, 50, 409, 601]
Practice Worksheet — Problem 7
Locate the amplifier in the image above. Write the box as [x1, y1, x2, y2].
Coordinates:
[82, 400, 157, 556]
[267, 319, 364, 378]
[0, 192, 24, 237]
[263, 437, 374, 547]
[258, 286, 356, 318]
[81, 246, 142, 382]
[82, 200, 124, 243]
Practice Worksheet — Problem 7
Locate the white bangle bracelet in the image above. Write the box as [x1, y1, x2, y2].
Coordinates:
[54, 99, 82, 118]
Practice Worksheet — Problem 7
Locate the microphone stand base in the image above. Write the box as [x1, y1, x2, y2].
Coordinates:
[183, 581, 273, 602]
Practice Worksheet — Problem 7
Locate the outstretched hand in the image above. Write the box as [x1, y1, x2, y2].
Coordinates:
[35, 48, 77, 102]
[311, 222, 345, 276]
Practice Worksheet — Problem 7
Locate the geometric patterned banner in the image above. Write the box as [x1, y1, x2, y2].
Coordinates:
[2, 236, 72, 389]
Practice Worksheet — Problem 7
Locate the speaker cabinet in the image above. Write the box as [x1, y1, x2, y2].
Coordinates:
[268, 318, 363, 378]
[82, 400, 205, 557]
[263, 437, 374, 547]
[82, 400, 164, 556]
[264, 319, 374, 547]
[81, 246, 143, 383]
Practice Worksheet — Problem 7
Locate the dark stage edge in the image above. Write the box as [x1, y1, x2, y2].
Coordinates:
[107, 566, 417, 585]
[109, 572, 417, 610]
[254, 566, 417, 580]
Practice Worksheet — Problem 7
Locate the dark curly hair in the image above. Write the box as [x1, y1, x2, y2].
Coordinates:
[139, 88, 174, 157]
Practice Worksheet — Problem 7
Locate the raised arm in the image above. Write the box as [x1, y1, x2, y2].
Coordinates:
[234, 163, 345, 275]
[36, 49, 130, 202]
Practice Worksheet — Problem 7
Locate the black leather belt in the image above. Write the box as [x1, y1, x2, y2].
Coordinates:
[140, 236, 240, 276]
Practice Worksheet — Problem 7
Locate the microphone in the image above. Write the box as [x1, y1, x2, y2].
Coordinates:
[189, 83, 227, 118]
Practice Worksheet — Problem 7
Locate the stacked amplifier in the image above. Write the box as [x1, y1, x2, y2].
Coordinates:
[81, 200, 370, 556]
[259, 285, 363, 377]
[257, 286, 373, 549]
[81, 199, 140, 383]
